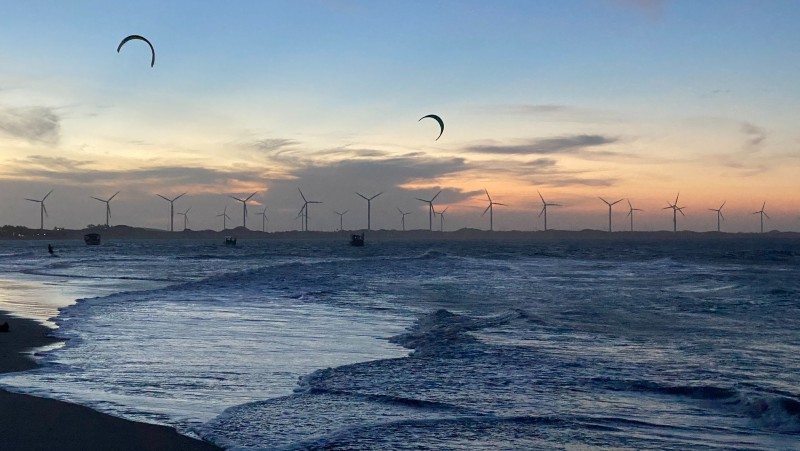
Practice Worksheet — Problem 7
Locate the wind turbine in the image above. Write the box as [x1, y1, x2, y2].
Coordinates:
[91, 191, 120, 227]
[229, 192, 257, 229]
[296, 205, 306, 231]
[435, 206, 449, 232]
[397, 208, 411, 231]
[356, 192, 382, 231]
[25, 189, 53, 230]
[537, 191, 561, 231]
[156, 193, 186, 232]
[752, 201, 770, 233]
[662, 192, 685, 232]
[216, 205, 231, 231]
[258, 207, 269, 232]
[599, 197, 623, 232]
[483, 189, 506, 232]
[416, 190, 442, 231]
[298, 188, 322, 231]
[626, 200, 643, 232]
[333, 210, 348, 231]
[709, 201, 726, 232]
[177, 207, 191, 231]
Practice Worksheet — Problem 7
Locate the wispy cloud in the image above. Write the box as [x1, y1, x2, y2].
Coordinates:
[250, 138, 298, 153]
[741, 122, 766, 150]
[464, 134, 618, 155]
[0, 106, 60, 144]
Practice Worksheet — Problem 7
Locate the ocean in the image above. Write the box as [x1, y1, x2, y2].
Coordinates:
[0, 236, 798, 450]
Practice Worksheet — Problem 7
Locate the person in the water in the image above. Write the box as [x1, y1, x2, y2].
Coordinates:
[48, 244, 54, 255]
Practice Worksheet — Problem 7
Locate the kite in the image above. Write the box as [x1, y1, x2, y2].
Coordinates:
[117, 35, 155, 67]
[419, 114, 445, 141]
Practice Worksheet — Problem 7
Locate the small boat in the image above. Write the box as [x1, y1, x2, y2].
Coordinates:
[350, 233, 364, 247]
[84, 233, 101, 245]
[224, 236, 237, 246]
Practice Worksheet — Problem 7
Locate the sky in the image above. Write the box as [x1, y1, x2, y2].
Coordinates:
[1, 0, 799, 233]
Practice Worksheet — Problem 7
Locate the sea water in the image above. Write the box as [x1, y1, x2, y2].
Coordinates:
[0, 237, 798, 450]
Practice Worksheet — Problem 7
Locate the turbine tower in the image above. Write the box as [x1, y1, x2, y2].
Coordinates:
[356, 192, 382, 231]
[259, 207, 268, 232]
[229, 192, 257, 229]
[483, 189, 506, 232]
[416, 190, 442, 231]
[709, 201, 725, 232]
[626, 200, 643, 232]
[298, 188, 322, 231]
[662, 192, 685, 232]
[334, 210, 348, 231]
[216, 205, 231, 231]
[91, 191, 120, 227]
[537, 191, 561, 231]
[599, 197, 623, 232]
[177, 207, 191, 231]
[397, 208, 411, 231]
[25, 189, 53, 230]
[156, 193, 186, 232]
[296, 205, 306, 231]
[752, 201, 770, 233]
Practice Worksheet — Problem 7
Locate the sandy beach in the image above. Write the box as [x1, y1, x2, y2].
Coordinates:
[0, 311, 221, 451]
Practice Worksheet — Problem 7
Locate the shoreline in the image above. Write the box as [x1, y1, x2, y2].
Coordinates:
[0, 310, 221, 451]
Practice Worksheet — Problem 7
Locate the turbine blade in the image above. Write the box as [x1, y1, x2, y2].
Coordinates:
[109, 191, 120, 201]
[245, 192, 257, 201]
[537, 190, 545, 203]
[25, 198, 38, 202]
[397, 207, 403, 214]
[441, 207, 448, 214]
[674, 192, 680, 204]
[174, 193, 187, 201]
[720, 201, 726, 209]
[156, 194, 170, 201]
[764, 212, 771, 219]
[416, 198, 429, 203]
[538, 206, 545, 217]
[494, 202, 507, 206]
[356, 192, 367, 200]
[42, 189, 53, 201]
[599, 197, 609, 205]
[627, 199, 632, 209]
[42, 204, 48, 217]
[482, 205, 491, 216]
[371, 192, 383, 200]
[91, 196, 105, 202]
[229, 196, 244, 202]
[431, 190, 442, 202]
[485, 188, 491, 202]
[720, 211, 725, 221]
[298, 188, 307, 202]
[611, 199, 623, 206]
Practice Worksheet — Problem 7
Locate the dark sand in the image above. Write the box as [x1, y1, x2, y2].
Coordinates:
[0, 311, 221, 451]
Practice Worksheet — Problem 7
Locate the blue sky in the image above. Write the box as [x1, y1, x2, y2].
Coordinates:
[1, 1, 799, 232]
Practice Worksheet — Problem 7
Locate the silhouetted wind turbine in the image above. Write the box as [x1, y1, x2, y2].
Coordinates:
[356, 192, 382, 231]
[216, 205, 231, 231]
[397, 208, 411, 231]
[709, 201, 726, 232]
[177, 207, 191, 231]
[26, 189, 53, 230]
[626, 200, 643, 232]
[259, 207, 268, 232]
[599, 197, 623, 232]
[537, 191, 561, 231]
[91, 191, 120, 228]
[435, 206, 449, 232]
[156, 192, 186, 232]
[662, 192, 685, 232]
[334, 210, 348, 231]
[298, 188, 322, 231]
[296, 205, 306, 231]
[416, 190, 442, 231]
[752, 201, 770, 233]
[483, 189, 506, 231]
[229, 192, 257, 229]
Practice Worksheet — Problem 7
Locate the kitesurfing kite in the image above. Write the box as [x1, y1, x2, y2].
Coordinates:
[117, 35, 155, 67]
[419, 114, 444, 141]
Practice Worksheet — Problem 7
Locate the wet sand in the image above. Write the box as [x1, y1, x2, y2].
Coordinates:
[0, 311, 221, 451]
